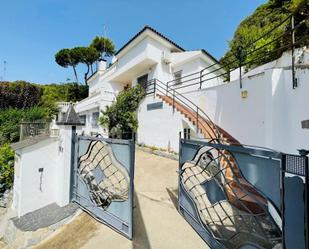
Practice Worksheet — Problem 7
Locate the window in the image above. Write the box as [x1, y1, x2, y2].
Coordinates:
[184, 128, 191, 140]
[91, 112, 99, 127]
[173, 70, 182, 85]
[137, 74, 148, 90]
[79, 115, 86, 125]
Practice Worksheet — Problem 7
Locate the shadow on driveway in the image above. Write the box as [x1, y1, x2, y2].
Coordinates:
[132, 192, 151, 249]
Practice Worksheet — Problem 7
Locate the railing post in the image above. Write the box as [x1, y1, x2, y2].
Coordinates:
[291, 15, 297, 89]
[196, 108, 199, 134]
[19, 123, 23, 141]
[166, 82, 168, 95]
[199, 71, 202, 89]
[172, 89, 175, 110]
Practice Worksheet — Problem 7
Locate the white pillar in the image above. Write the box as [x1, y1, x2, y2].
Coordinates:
[56, 125, 75, 207]
[98, 59, 107, 71]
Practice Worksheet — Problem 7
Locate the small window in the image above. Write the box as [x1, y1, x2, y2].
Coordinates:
[174, 70, 182, 85]
[184, 128, 191, 140]
[91, 112, 99, 127]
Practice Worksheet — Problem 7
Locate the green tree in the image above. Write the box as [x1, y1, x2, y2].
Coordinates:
[55, 48, 80, 83]
[40, 83, 88, 106]
[0, 81, 42, 109]
[99, 85, 145, 138]
[90, 36, 116, 59]
[78, 46, 100, 84]
[220, 0, 308, 74]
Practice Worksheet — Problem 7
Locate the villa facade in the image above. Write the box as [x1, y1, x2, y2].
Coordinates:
[74, 26, 224, 142]
[8, 25, 309, 249]
[75, 26, 309, 154]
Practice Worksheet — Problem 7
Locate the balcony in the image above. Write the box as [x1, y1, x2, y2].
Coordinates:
[75, 91, 115, 114]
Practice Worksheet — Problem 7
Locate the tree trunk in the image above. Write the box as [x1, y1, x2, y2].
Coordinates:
[84, 64, 90, 85]
[72, 65, 79, 83]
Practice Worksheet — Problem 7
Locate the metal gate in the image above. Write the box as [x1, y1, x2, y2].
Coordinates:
[178, 138, 308, 249]
[71, 135, 135, 239]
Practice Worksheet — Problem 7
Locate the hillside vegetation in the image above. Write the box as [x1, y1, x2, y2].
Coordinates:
[0, 81, 88, 192]
[0, 81, 88, 144]
[220, 0, 309, 72]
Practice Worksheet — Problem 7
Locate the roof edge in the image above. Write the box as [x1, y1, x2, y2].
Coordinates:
[200, 49, 219, 64]
[115, 25, 185, 56]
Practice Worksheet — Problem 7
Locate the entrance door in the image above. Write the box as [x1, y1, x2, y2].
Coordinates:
[137, 74, 148, 90]
[71, 135, 135, 239]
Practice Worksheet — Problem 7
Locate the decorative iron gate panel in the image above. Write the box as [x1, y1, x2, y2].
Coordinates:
[71, 135, 135, 239]
[179, 139, 284, 249]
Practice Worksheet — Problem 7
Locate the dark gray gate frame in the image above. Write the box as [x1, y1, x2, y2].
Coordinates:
[281, 154, 309, 249]
[178, 135, 309, 249]
[70, 134, 135, 240]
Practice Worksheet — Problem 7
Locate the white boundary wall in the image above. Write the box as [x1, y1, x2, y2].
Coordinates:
[13, 138, 59, 217]
[137, 95, 198, 152]
[137, 51, 309, 154]
[182, 68, 309, 154]
[12, 125, 79, 217]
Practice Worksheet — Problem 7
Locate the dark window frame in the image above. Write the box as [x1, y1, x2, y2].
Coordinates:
[173, 70, 182, 85]
[184, 128, 191, 140]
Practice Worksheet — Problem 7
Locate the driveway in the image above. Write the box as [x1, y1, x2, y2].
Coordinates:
[33, 149, 208, 249]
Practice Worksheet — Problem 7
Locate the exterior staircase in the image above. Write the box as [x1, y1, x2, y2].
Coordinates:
[157, 93, 267, 214]
[158, 94, 237, 143]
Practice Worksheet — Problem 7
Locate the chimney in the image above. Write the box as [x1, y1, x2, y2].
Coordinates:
[98, 59, 107, 71]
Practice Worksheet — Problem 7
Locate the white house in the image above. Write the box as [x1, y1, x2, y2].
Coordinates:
[9, 25, 309, 236]
[75, 25, 224, 147]
[75, 25, 309, 155]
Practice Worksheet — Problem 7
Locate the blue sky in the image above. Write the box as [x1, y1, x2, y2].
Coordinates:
[0, 0, 266, 84]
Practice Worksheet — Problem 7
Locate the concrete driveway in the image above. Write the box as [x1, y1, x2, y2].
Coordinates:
[33, 149, 208, 249]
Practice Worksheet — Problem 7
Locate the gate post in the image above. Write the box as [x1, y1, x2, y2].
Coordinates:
[56, 104, 84, 207]
[282, 151, 309, 249]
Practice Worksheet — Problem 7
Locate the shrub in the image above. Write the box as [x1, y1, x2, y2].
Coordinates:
[40, 83, 88, 107]
[0, 107, 50, 144]
[0, 81, 42, 109]
[99, 85, 145, 138]
[0, 144, 14, 192]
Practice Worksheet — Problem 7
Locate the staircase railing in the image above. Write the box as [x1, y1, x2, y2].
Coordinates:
[166, 64, 228, 93]
[145, 78, 227, 143]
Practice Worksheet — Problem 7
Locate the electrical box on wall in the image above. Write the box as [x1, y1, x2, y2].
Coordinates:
[241, 90, 248, 99]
